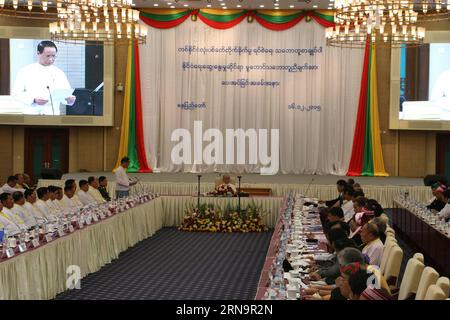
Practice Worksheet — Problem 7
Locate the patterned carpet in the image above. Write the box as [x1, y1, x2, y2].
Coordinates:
[56, 228, 273, 300]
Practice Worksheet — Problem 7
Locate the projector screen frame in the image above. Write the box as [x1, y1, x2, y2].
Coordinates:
[0, 26, 114, 126]
[389, 31, 450, 131]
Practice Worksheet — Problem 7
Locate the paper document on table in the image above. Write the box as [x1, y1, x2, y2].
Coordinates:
[52, 88, 74, 105]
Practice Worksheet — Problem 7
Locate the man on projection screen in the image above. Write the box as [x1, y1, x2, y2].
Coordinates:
[12, 40, 76, 115]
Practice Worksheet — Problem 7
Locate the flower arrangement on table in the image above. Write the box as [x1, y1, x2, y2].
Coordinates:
[178, 203, 269, 233]
[207, 183, 237, 197]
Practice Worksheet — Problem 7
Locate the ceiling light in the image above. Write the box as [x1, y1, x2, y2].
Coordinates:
[223, 6, 227, 9]
[274, 3, 279, 6]
[184, 4, 188, 7]
[170, 5, 175, 8]
[237, 4, 241, 8]
[313, 5, 318, 8]
[259, 5, 264, 8]
[207, 4, 211, 7]
[167, 2, 172, 4]
[220, 3, 226, 6]
[289, 5, 294, 8]
[153, 3, 159, 6]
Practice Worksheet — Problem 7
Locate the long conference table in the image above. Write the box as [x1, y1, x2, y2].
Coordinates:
[0, 195, 283, 300]
[392, 200, 450, 277]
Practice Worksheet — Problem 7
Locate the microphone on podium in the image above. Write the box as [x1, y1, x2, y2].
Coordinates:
[46, 86, 55, 115]
[304, 178, 315, 197]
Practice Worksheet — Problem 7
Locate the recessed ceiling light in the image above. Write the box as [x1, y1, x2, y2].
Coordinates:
[206, 4, 211, 7]
[313, 5, 318, 8]
[259, 5, 264, 8]
[153, 3, 159, 6]
[275, 7, 279, 9]
[167, 2, 172, 4]
[223, 6, 227, 9]
[183, 4, 188, 7]
[220, 3, 225, 6]
[274, 3, 279, 6]
[170, 5, 175, 8]
[237, 4, 241, 7]
[289, 5, 294, 8]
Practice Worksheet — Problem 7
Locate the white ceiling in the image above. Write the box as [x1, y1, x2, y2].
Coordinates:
[134, 0, 335, 10]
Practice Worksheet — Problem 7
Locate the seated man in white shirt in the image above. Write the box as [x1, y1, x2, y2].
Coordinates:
[53, 187, 67, 213]
[361, 222, 384, 267]
[341, 187, 355, 223]
[35, 187, 57, 222]
[0, 202, 21, 236]
[12, 191, 38, 229]
[24, 189, 47, 224]
[46, 185, 61, 214]
[87, 176, 106, 204]
[0, 192, 28, 232]
[77, 180, 96, 206]
[438, 189, 450, 221]
[1, 175, 25, 195]
[62, 184, 83, 209]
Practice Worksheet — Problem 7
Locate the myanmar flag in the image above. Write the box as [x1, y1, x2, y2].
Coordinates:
[115, 39, 152, 173]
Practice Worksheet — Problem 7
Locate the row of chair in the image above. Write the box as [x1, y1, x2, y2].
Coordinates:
[380, 227, 449, 300]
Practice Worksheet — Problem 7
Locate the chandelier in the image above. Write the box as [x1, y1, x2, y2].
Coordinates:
[0, 0, 58, 19]
[0, 0, 147, 45]
[49, 2, 147, 45]
[327, 0, 435, 48]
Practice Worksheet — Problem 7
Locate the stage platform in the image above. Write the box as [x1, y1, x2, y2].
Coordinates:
[37, 173, 431, 209]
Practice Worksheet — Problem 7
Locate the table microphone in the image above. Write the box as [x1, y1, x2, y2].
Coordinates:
[304, 178, 315, 197]
[46, 86, 55, 115]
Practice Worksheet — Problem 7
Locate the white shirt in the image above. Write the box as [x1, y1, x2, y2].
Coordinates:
[77, 190, 96, 206]
[24, 202, 47, 224]
[12, 62, 73, 115]
[1, 183, 25, 195]
[36, 199, 57, 222]
[342, 200, 355, 222]
[1, 207, 27, 231]
[362, 238, 384, 267]
[12, 204, 37, 229]
[46, 199, 60, 215]
[88, 186, 106, 204]
[115, 166, 130, 192]
[438, 203, 450, 220]
[0, 212, 21, 236]
[62, 194, 83, 210]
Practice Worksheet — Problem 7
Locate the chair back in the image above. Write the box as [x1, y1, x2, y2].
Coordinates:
[424, 284, 446, 300]
[415, 266, 439, 300]
[398, 258, 425, 300]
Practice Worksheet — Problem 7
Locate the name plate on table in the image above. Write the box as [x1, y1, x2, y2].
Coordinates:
[92, 214, 99, 222]
[18, 243, 27, 253]
[8, 238, 17, 248]
[69, 225, 75, 233]
[58, 229, 65, 238]
[45, 234, 53, 243]
[6, 248, 15, 258]
[32, 239, 40, 248]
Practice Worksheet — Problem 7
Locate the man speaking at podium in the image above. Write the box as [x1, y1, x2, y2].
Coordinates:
[12, 40, 76, 115]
